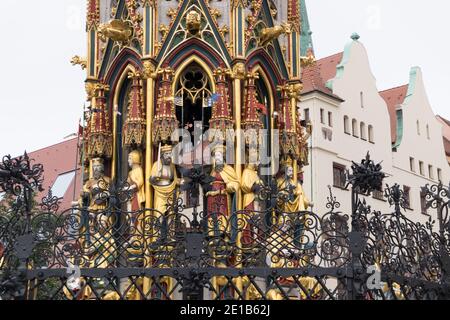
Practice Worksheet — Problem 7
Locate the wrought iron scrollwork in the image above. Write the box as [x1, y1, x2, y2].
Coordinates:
[1, 153, 450, 300]
[0, 153, 44, 196]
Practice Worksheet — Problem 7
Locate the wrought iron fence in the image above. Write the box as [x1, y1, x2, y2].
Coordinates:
[0, 153, 449, 300]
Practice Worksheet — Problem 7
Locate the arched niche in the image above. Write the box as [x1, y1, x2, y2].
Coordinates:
[111, 64, 137, 182]
[172, 56, 216, 140]
[247, 64, 275, 178]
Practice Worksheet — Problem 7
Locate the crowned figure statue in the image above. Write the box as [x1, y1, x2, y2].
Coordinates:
[82, 158, 111, 212]
[77, 158, 116, 270]
[206, 144, 240, 238]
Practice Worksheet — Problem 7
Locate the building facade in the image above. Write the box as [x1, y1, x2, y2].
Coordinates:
[301, 35, 450, 225]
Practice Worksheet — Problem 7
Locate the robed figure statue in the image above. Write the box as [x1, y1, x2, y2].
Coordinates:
[206, 144, 240, 239]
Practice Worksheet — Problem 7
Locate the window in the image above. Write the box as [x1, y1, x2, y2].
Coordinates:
[360, 91, 364, 108]
[420, 191, 428, 215]
[344, 116, 350, 134]
[368, 125, 374, 143]
[352, 119, 358, 137]
[438, 168, 443, 181]
[373, 188, 385, 201]
[322, 127, 333, 141]
[409, 157, 415, 172]
[333, 163, 347, 189]
[428, 165, 434, 180]
[328, 111, 333, 127]
[417, 120, 420, 135]
[184, 187, 199, 208]
[304, 108, 310, 122]
[426, 125, 430, 140]
[51, 171, 76, 199]
[320, 109, 325, 124]
[360, 122, 367, 140]
[419, 161, 424, 176]
[403, 185, 411, 209]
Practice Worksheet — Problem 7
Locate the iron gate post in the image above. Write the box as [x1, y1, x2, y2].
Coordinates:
[182, 232, 205, 300]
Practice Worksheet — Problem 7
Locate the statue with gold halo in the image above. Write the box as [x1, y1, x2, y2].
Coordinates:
[150, 145, 179, 218]
[241, 149, 265, 248]
[206, 145, 240, 237]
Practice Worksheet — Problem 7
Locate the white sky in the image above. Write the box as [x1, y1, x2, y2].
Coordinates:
[0, 0, 448, 157]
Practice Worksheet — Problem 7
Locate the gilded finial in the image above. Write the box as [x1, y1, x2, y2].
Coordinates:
[71, 55, 87, 70]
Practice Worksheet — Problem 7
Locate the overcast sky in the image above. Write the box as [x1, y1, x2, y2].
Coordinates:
[0, 0, 448, 157]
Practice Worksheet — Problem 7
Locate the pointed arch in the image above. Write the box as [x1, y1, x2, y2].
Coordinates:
[109, 64, 137, 181]
[102, 48, 143, 181]
[171, 55, 216, 93]
[247, 49, 284, 112]
[250, 64, 275, 123]
[161, 37, 228, 70]
[103, 47, 143, 87]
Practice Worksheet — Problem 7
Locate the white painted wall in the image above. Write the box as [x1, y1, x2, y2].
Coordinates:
[391, 67, 450, 223]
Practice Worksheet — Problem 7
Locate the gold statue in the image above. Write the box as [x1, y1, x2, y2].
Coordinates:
[68, 159, 117, 271]
[186, 10, 201, 35]
[126, 150, 146, 258]
[98, 19, 133, 43]
[82, 158, 111, 212]
[259, 23, 291, 47]
[241, 149, 264, 247]
[127, 150, 145, 211]
[70, 55, 87, 70]
[277, 161, 312, 213]
[150, 145, 179, 218]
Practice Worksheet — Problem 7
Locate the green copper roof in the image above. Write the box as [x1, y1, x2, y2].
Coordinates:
[393, 67, 419, 149]
[300, 0, 314, 56]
